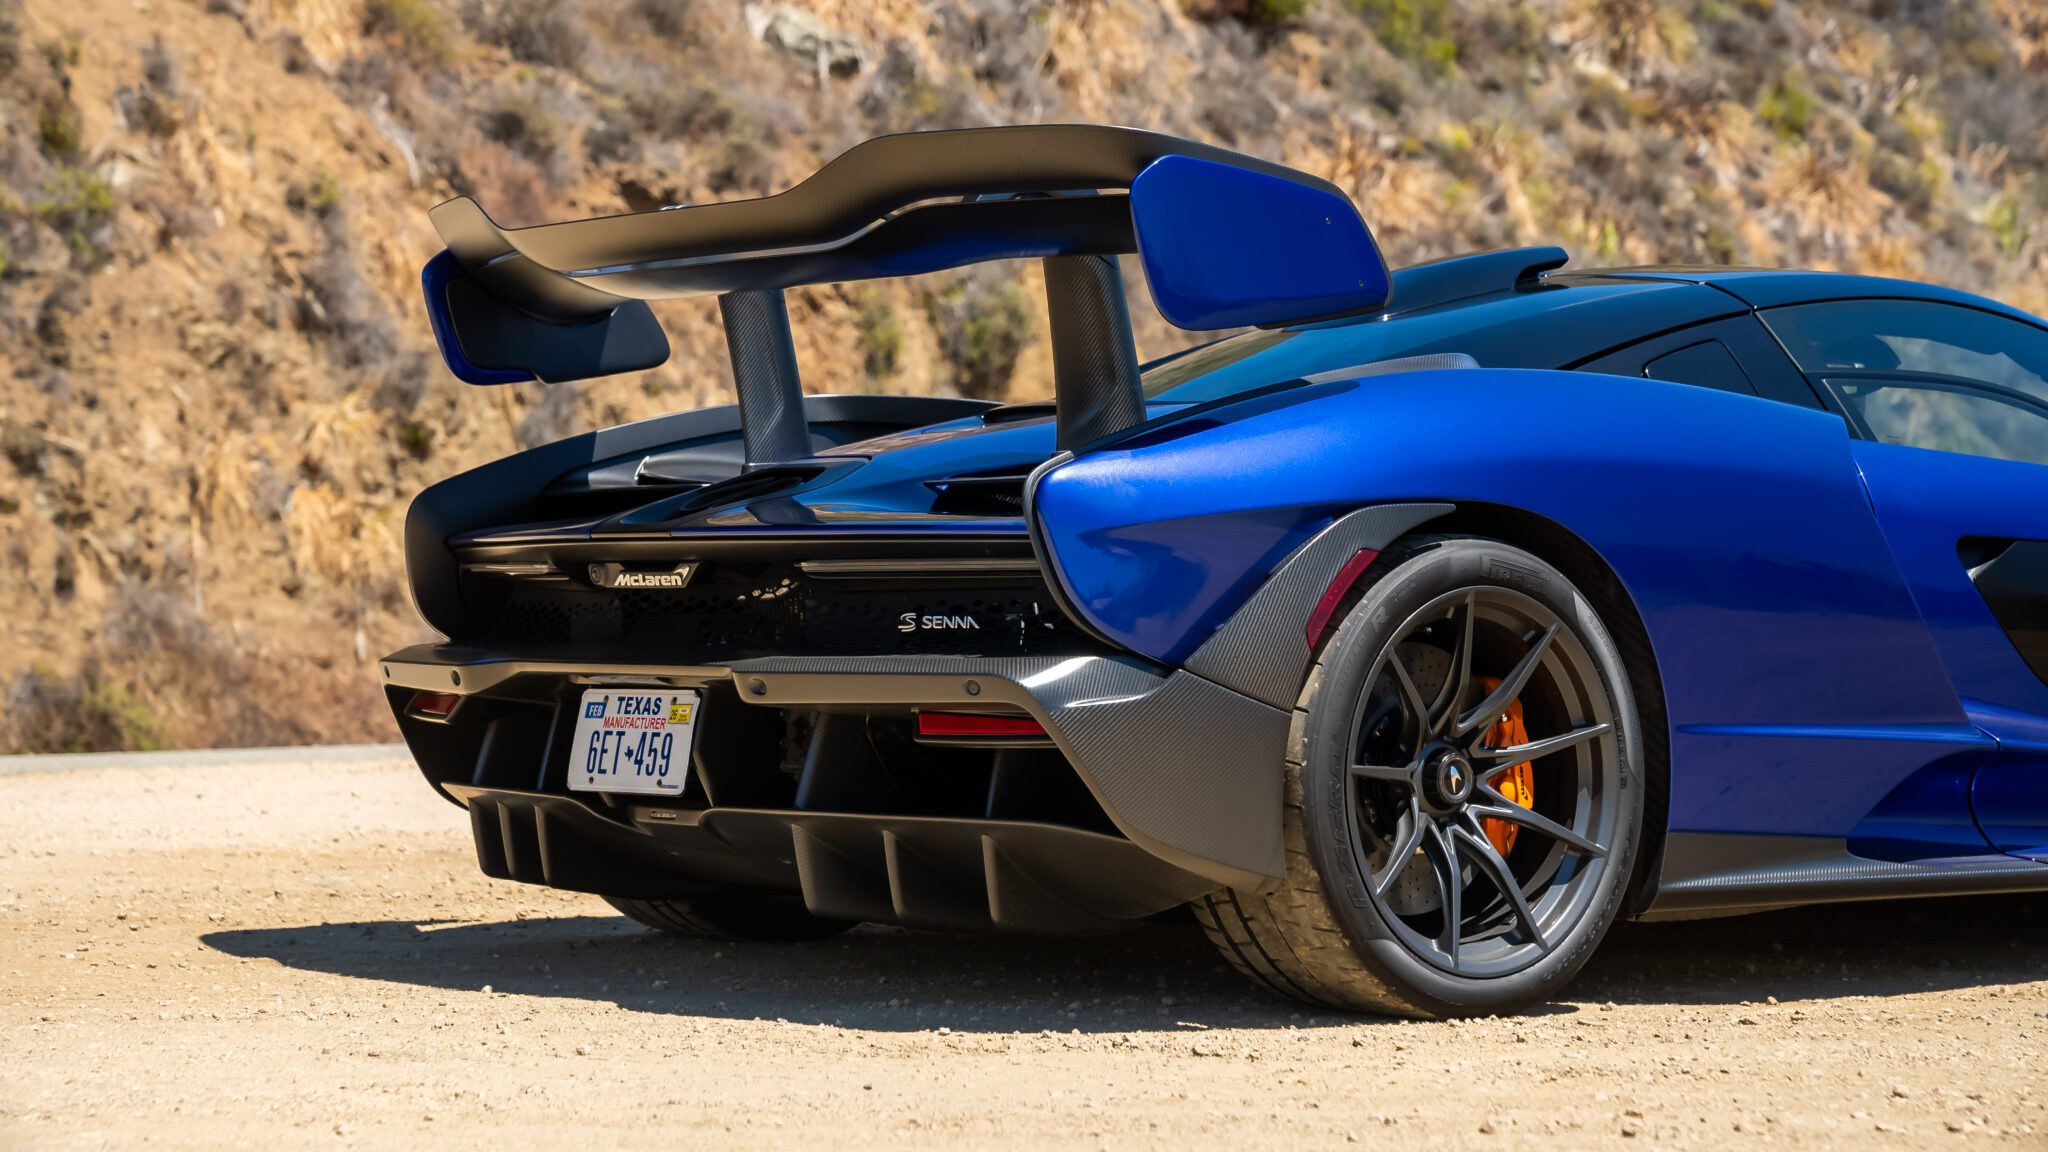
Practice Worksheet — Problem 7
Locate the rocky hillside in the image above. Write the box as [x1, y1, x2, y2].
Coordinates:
[3, 0, 2047, 751]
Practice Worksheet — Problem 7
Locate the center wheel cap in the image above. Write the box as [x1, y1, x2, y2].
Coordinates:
[1426, 749, 1475, 807]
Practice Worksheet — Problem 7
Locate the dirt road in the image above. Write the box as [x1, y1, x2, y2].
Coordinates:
[3, 753, 2044, 1150]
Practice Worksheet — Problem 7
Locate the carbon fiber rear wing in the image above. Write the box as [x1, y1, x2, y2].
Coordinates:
[422, 124, 1389, 459]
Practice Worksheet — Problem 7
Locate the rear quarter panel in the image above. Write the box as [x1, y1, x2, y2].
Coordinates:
[1029, 368, 1972, 840]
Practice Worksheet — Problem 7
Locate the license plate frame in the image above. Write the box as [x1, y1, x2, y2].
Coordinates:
[565, 687, 699, 796]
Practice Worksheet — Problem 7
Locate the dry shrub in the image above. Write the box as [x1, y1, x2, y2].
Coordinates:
[297, 213, 400, 370]
[1569, 0, 1696, 82]
[630, 0, 698, 41]
[1768, 142, 1888, 253]
[1, 583, 380, 753]
[467, 0, 590, 71]
[1990, 0, 2048, 73]
[194, 430, 264, 532]
[283, 482, 391, 595]
[0, 0, 19, 77]
[922, 266, 1035, 401]
[363, 0, 454, 68]
[116, 37, 193, 136]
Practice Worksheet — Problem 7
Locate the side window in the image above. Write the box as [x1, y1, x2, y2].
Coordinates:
[1761, 300, 2048, 466]
[1574, 316, 1818, 405]
[1642, 340, 1756, 396]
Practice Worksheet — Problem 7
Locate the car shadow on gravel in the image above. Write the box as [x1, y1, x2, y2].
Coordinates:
[202, 893, 2045, 1032]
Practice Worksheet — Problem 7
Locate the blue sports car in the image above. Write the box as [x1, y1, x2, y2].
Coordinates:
[384, 125, 2048, 1017]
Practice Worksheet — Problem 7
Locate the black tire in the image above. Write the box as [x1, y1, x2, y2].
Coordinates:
[604, 894, 855, 942]
[1194, 536, 1645, 1018]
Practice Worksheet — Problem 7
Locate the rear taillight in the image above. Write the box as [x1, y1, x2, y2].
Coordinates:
[915, 712, 1047, 739]
[409, 691, 462, 719]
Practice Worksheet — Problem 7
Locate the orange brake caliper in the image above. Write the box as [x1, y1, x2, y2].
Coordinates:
[1473, 676, 1534, 857]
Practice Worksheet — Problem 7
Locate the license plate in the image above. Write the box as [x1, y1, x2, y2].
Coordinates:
[566, 688, 698, 796]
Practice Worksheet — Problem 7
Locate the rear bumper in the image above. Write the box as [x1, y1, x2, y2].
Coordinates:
[381, 645, 1290, 913]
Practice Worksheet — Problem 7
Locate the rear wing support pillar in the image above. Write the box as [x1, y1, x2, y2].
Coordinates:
[717, 290, 811, 470]
[1044, 255, 1144, 451]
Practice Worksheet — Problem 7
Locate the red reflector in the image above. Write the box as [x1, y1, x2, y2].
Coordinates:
[410, 691, 461, 718]
[1304, 548, 1380, 649]
[915, 712, 1047, 738]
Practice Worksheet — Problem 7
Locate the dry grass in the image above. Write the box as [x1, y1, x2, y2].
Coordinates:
[1767, 141, 1892, 257]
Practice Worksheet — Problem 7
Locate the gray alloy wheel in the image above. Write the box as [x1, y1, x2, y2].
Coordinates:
[1194, 536, 1645, 1017]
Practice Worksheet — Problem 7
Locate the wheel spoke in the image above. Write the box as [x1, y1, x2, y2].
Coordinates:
[1471, 782, 1606, 858]
[1383, 650, 1430, 737]
[1351, 762, 1413, 784]
[1427, 591, 1476, 736]
[1421, 821, 1463, 967]
[1455, 624, 1558, 738]
[1370, 801, 1428, 901]
[1473, 721, 1612, 763]
[1452, 822, 1545, 950]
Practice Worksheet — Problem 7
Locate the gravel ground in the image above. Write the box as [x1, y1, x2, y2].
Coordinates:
[3, 753, 2045, 1150]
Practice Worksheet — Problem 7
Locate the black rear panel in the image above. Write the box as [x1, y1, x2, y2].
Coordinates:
[470, 564, 1099, 660]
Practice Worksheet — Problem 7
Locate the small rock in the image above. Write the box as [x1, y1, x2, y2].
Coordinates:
[575, 1044, 591, 1056]
[743, 4, 864, 77]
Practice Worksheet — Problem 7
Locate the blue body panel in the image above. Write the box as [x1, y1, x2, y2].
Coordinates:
[1970, 702, 2048, 860]
[1850, 442, 2048, 716]
[1028, 367, 1980, 840]
[1849, 441, 2048, 858]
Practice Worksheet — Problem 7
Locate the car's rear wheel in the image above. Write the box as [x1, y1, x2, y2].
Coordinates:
[604, 895, 855, 942]
[1194, 536, 1644, 1017]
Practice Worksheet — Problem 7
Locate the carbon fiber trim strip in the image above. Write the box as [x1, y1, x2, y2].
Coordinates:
[1183, 503, 1454, 709]
[1640, 832, 2048, 919]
